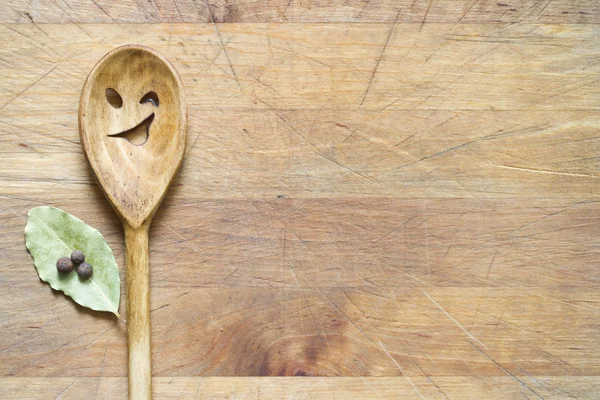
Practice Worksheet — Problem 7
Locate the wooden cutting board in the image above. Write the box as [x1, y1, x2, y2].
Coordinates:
[1, 1, 599, 399]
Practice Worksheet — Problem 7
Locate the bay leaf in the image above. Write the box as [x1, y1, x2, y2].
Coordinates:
[25, 206, 121, 317]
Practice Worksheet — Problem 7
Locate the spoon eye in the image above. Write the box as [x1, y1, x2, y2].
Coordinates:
[106, 88, 123, 108]
[140, 91, 159, 107]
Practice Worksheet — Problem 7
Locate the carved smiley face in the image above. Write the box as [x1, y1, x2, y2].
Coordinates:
[105, 88, 159, 145]
[79, 45, 187, 228]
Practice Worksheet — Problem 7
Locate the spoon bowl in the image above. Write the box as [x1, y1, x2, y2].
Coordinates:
[80, 45, 187, 228]
[79, 45, 187, 400]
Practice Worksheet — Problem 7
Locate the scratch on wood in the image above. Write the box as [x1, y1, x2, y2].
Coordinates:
[378, 340, 425, 399]
[440, 245, 452, 265]
[394, 139, 477, 170]
[454, 0, 480, 28]
[367, 215, 417, 248]
[92, 342, 109, 398]
[257, 97, 381, 184]
[204, 0, 242, 90]
[318, 288, 376, 348]
[283, 0, 294, 22]
[421, 289, 486, 348]
[360, 8, 401, 105]
[90, 0, 116, 22]
[469, 341, 544, 399]
[355, 0, 371, 20]
[486, 248, 498, 278]
[396, 340, 451, 399]
[151, 303, 170, 313]
[54, 379, 77, 400]
[535, 294, 600, 313]
[172, 0, 184, 22]
[193, 378, 203, 400]
[508, 200, 598, 234]
[0, 65, 57, 110]
[491, 164, 600, 179]
[420, 0, 433, 32]
[72, 22, 93, 39]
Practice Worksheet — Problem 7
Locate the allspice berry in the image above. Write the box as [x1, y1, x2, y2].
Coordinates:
[71, 249, 85, 265]
[77, 262, 93, 279]
[57, 257, 74, 274]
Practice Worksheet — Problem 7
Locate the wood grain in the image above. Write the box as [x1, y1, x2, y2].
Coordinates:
[1, 3, 599, 399]
[1, 0, 599, 23]
[2, 376, 599, 399]
[3, 108, 600, 200]
[0, 24, 598, 112]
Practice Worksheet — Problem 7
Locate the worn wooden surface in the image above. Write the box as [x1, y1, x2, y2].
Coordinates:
[1, 1, 599, 399]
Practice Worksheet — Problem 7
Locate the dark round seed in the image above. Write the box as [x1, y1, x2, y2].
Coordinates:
[57, 257, 74, 274]
[71, 249, 85, 265]
[77, 262, 93, 279]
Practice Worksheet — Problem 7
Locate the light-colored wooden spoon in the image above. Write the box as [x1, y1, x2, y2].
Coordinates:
[79, 45, 187, 400]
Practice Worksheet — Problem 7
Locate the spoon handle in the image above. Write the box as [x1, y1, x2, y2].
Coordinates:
[125, 223, 152, 400]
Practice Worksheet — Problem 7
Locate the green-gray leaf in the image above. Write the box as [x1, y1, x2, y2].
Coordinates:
[25, 206, 120, 317]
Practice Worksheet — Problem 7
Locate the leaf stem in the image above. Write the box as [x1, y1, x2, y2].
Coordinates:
[115, 310, 126, 323]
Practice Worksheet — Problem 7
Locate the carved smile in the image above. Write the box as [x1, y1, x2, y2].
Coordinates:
[108, 113, 154, 146]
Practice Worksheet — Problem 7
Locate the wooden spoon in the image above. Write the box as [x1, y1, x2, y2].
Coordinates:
[79, 45, 187, 399]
